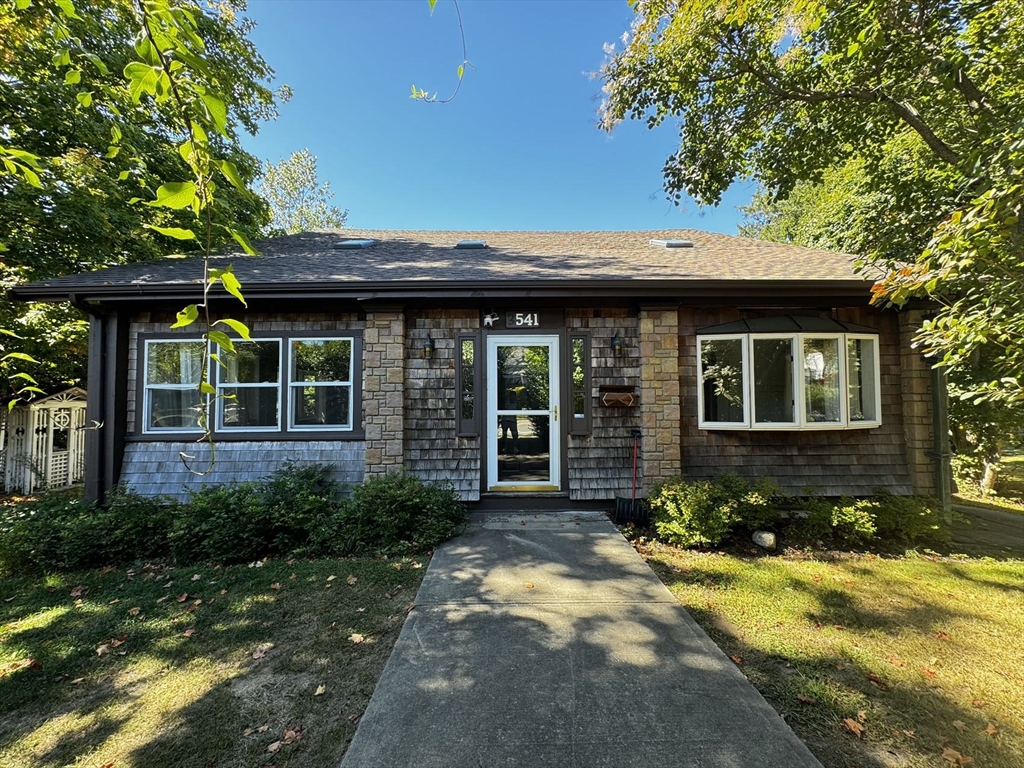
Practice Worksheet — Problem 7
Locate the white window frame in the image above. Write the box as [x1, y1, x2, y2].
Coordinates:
[696, 331, 882, 431]
[287, 337, 355, 431]
[750, 333, 800, 429]
[845, 333, 882, 428]
[215, 338, 284, 433]
[142, 339, 206, 435]
[696, 334, 750, 428]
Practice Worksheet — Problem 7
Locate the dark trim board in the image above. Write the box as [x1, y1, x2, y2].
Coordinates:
[472, 497, 613, 513]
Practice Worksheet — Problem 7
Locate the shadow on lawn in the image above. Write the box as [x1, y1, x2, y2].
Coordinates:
[652, 557, 1022, 768]
[0, 560, 414, 767]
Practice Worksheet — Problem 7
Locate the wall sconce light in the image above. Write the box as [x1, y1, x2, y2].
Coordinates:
[611, 333, 623, 356]
[423, 335, 435, 359]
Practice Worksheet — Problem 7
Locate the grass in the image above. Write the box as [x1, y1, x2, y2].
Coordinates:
[954, 453, 1024, 515]
[635, 540, 1024, 768]
[0, 556, 426, 767]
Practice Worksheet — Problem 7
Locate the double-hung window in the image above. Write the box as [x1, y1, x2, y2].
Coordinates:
[697, 318, 881, 431]
[139, 332, 361, 436]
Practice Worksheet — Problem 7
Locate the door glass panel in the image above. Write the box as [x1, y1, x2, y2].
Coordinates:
[497, 345, 549, 411]
[497, 414, 551, 483]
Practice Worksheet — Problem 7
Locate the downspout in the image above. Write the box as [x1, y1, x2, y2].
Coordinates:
[929, 365, 953, 519]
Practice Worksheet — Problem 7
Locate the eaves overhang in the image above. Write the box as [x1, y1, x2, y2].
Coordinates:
[9, 277, 876, 306]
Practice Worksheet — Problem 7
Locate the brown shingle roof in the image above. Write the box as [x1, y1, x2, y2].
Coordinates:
[11, 229, 873, 301]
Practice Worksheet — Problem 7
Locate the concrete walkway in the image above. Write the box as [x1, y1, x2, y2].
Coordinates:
[340, 512, 822, 768]
[952, 504, 1024, 557]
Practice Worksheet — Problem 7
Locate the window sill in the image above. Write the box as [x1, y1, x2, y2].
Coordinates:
[698, 422, 881, 432]
[126, 431, 366, 443]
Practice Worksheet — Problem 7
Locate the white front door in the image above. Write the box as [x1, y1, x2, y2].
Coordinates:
[486, 335, 560, 491]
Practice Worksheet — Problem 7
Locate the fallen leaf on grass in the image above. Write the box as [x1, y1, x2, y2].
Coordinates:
[156, 596, 169, 604]
[729, 655, 744, 665]
[257, 724, 270, 733]
[984, 723, 997, 736]
[191, 574, 201, 582]
[412, 562, 423, 569]
[941, 746, 973, 766]
[952, 720, 966, 733]
[346, 575, 357, 585]
[922, 668, 937, 679]
[935, 631, 951, 640]
[99, 761, 115, 768]
[289, 573, 297, 580]
[70, 585, 88, 598]
[70, 677, 85, 684]
[314, 684, 326, 696]
[525, 582, 534, 589]
[796, 694, 817, 704]
[176, 593, 188, 603]
[96, 645, 109, 656]
[219, 589, 227, 595]
[127, 607, 141, 616]
[108, 598, 120, 605]
[282, 725, 303, 744]
[252, 649, 267, 660]
[392, 562, 402, 570]
[183, 628, 195, 638]
[971, 699, 987, 708]
[903, 730, 915, 739]
[349, 634, 365, 644]
[266, 741, 282, 754]
[857, 710, 867, 723]
[867, 673, 890, 691]
[886, 657, 906, 667]
[110, 635, 127, 648]
[270, 583, 281, 591]
[843, 718, 865, 738]
[833, 624, 846, 630]
[347, 713, 361, 724]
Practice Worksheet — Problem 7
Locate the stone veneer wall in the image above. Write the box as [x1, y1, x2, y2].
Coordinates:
[678, 306, 916, 496]
[566, 309, 642, 500]
[639, 307, 682, 494]
[898, 309, 938, 495]
[404, 309, 481, 500]
[363, 310, 405, 477]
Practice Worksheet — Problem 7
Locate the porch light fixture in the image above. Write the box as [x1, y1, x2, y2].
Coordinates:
[423, 335, 435, 358]
[611, 333, 623, 356]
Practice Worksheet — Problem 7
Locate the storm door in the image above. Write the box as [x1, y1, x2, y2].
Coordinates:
[486, 335, 560, 491]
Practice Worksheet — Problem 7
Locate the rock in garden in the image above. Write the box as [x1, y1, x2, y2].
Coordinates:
[752, 531, 776, 551]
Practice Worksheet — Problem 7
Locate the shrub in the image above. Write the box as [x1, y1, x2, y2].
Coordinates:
[320, 472, 465, 556]
[828, 498, 877, 547]
[650, 478, 738, 548]
[170, 462, 342, 564]
[871, 491, 951, 545]
[0, 488, 177, 574]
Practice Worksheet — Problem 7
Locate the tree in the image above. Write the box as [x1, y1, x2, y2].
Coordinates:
[601, 0, 1024, 402]
[259, 149, 347, 235]
[1, 0, 280, 396]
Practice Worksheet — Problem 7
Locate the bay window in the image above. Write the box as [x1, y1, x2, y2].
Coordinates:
[697, 324, 881, 431]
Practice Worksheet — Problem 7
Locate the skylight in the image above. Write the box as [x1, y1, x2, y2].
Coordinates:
[333, 239, 377, 250]
[454, 240, 488, 249]
[650, 239, 694, 248]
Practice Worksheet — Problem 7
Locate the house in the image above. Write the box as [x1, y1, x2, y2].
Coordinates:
[9, 230, 951, 506]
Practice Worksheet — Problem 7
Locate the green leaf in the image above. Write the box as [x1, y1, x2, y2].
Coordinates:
[54, 0, 81, 19]
[457, 64, 464, 79]
[111, 124, 122, 144]
[124, 62, 160, 102]
[76, 91, 93, 107]
[146, 224, 196, 240]
[149, 181, 197, 210]
[15, 0, 31, 9]
[201, 93, 228, 137]
[228, 228, 257, 256]
[8, 372, 37, 382]
[105, 145, 120, 159]
[64, 69, 81, 85]
[213, 318, 252, 341]
[428, 0, 437, 12]
[2, 352, 39, 363]
[218, 268, 246, 306]
[85, 53, 109, 76]
[199, 382, 217, 395]
[207, 331, 236, 354]
[117, 170, 130, 181]
[219, 159, 246, 192]
[170, 304, 199, 329]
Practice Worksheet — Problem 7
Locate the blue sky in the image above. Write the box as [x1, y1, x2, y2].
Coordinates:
[242, 0, 756, 233]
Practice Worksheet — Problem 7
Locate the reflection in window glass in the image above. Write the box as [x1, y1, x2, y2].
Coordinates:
[848, 337, 878, 422]
[753, 338, 795, 423]
[460, 339, 475, 421]
[497, 345, 549, 411]
[291, 339, 351, 383]
[220, 387, 279, 428]
[804, 337, 842, 423]
[145, 340, 205, 430]
[222, 341, 280, 384]
[572, 337, 586, 419]
[292, 386, 350, 427]
[700, 338, 745, 423]
[218, 341, 281, 430]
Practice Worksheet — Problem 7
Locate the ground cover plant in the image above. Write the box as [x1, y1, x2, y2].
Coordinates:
[633, 541, 1024, 768]
[0, 555, 426, 767]
[0, 466, 464, 575]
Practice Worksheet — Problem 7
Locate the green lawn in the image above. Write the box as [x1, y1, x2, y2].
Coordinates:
[637, 541, 1024, 768]
[0, 556, 425, 767]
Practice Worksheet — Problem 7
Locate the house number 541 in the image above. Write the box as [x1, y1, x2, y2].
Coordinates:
[508, 312, 539, 327]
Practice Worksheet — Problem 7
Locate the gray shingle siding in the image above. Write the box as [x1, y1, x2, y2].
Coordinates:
[120, 441, 365, 501]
